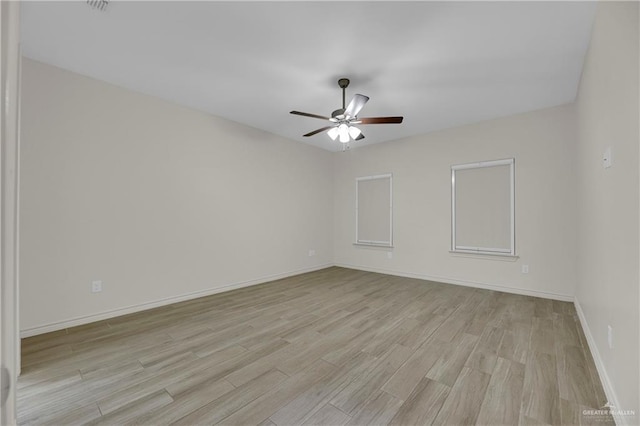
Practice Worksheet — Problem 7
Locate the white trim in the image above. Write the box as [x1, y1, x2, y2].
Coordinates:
[574, 297, 626, 426]
[15, 47, 22, 377]
[510, 158, 515, 253]
[451, 158, 515, 171]
[451, 158, 515, 256]
[355, 173, 393, 247]
[451, 167, 456, 251]
[355, 174, 392, 182]
[334, 263, 573, 301]
[454, 246, 512, 254]
[389, 174, 393, 248]
[449, 251, 519, 261]
[20, 263, 333, 338]
[1, 2, 22, 422]
[354, 240, 393, 247]
[353, 243, 394, 249]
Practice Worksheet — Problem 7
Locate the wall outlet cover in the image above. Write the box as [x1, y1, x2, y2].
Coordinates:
[91, 280, 102, 293]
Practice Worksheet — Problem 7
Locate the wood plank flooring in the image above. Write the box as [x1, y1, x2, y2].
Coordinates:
[18, 267, 612, 425]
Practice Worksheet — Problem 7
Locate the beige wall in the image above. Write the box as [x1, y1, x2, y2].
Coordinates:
[19, 58, 334, 333]
[334, 104, 578, 300]
[575, 1, 639, 420]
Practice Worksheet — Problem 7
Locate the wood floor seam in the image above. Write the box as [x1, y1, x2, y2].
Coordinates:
[328, 401, 352, 417]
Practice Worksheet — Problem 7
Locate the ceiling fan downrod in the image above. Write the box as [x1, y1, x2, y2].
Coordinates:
[338, 78, 350, 110]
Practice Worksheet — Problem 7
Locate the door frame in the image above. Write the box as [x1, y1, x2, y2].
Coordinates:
[1, 1, 21, 424]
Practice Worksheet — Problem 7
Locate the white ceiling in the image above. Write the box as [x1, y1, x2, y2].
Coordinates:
[21, 1, 596, 152]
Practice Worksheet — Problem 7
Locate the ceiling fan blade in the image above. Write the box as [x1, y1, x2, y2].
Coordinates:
[290, 111, 331, 121]
[357, 116, 404, 124]
[303, 126, 335, 137]
[344, 94, 369, 118]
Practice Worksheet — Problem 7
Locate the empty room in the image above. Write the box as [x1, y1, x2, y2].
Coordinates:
[0, 0, 638, 425]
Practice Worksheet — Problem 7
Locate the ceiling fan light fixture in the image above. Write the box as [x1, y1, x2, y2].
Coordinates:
[327, 127, 339, 140]
[338, 124, 350, 143]
[348, 126, 362, 139]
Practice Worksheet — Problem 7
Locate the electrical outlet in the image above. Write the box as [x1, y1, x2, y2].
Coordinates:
[521, 265, 529, 274]
[387, 251, 393, 259]
[91, 280, 102, 293]
[308, 249, 316, 257]
[608, 325, 613, 349]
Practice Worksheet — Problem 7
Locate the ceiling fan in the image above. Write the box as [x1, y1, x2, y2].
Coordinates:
[290, 78, 403, 144]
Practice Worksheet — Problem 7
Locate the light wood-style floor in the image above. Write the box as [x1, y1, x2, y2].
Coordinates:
[19, 267, 611, 425]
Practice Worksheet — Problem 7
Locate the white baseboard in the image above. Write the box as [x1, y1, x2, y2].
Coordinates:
[574, 297, 626, 426]
[20, 263, 333, 338]
[334, 263, 574, 301]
